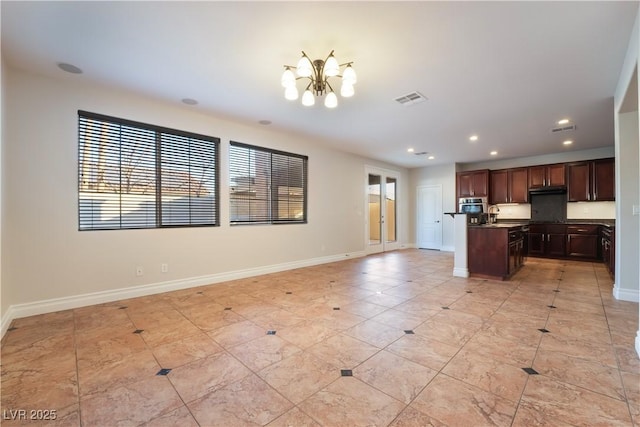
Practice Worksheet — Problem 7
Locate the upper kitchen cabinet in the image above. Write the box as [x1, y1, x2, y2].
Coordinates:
[457, 169, 489, 198]
[490, 167, 528, 204]
[528, 163, 566, 189]
[592, 158, 615, 201]
[567, 158, 615, 202]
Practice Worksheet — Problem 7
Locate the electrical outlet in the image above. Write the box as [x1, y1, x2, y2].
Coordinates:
[136, 266, 144, 277]
[161, 263, 169, 273]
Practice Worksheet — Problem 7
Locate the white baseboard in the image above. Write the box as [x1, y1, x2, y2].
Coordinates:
[453, 267, 469, 278]
[636, 330, 640, 359]
[612, 284, 640, 303]
[440, 245, 455, 252]
[1, 250, 366, 339]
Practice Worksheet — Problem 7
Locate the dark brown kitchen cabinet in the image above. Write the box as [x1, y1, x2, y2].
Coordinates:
[468, 225, 526, 280]
[567, 158, 615, 202]
[601, 226, 615, 278]
[528, 163, 565, 189]
[490, 168, 528, 204]
[528, 224, 566, 258]
[457, 169, 489, 198]
[566, 225, 599, 259]
[592, 158, 615, 201]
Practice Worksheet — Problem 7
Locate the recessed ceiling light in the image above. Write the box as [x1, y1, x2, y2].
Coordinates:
[563, 140, 573, 145]
[407, 148, 415, 153]
[428, 155, 435, 160]
[490, 151, 498, 156]
[558, 119, 570, 125]
[258, 120, 272, 125]
[57, 62, 83, 74]
[182, 98, 198, 105]
[469, 135, 479, 141]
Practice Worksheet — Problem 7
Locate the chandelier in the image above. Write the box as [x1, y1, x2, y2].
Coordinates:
[281, 50, 357, 108]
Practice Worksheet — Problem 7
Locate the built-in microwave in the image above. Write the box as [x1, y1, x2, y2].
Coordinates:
[458, 197, 488, 214]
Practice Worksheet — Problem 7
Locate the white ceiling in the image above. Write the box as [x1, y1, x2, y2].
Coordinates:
[2, 1, 637, 168]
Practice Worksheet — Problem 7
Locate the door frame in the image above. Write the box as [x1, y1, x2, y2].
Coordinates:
[364, 165, 402, 254]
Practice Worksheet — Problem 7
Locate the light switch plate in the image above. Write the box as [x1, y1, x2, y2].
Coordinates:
[633, 205, 640, 216]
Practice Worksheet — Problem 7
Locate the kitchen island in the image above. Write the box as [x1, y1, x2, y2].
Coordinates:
[467, 223, 529, 280]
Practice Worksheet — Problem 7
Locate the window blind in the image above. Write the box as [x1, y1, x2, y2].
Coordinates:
[229, 141, 307, 224]
[78, 111, 219, 230]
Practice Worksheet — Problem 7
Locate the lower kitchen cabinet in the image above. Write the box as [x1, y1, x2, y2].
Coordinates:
[528, 224, 566, 258]
[601, 226, 615, 278]
[566, 225, 599, 259]
[468, 225, 526, 280]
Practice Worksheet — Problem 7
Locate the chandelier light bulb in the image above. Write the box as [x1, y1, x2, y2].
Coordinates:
[342, 65, 357, 85]
[340, 82, 355, 98]
[296, 55, 313, 78]
[324, 54, 339, 77]
[301, 90, 315, 106]
[324, 91, 338, 108]
[284, 85, 299, 101]
[281, 68, 296, 88]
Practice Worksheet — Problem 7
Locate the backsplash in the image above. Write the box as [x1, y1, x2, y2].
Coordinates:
[494, 201, 615, 220]
[566, 201, 616, 219]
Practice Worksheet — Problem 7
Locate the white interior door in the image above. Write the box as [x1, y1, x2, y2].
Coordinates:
[417, 185, 443, 250]
[366, 167, 401, 254]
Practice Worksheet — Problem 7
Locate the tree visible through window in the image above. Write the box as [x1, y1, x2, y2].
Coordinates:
[229, 142, 307, 224]
[78, 111, 219, 230]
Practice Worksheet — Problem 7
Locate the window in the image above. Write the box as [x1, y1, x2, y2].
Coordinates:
[78, 111, 219, 230]
[229, 141, 307, 224]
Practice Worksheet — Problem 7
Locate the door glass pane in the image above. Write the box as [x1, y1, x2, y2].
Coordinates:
[368, 174, 381, 245]
[386, 177, 397, 243]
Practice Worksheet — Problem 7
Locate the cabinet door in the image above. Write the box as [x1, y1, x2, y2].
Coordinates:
[567, 162, 591, 202]
[567, 234, 598, 258]
[509, 168, 529, 203]
[528, 231, 544, 256]
[457, 173, 473, 197]
[528, 166, 546, 189]
[490, 170, 508, 204]
[471, 170, 489, 197]
[593, 158, 615, 201]
[547, 233, 566, 257]
[547, 164, 566, 187]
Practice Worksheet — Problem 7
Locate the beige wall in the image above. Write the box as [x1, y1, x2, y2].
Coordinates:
[1, 66, 409, 321]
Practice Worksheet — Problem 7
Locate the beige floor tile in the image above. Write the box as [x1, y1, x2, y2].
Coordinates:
[442, 349, 528, 402]
[143, 405, 199, 427]
[307, 333, 380, 367]
[228, 334, 302, 371]
[355, 350, 437, 403]
[258, 350, 341, 404]
[412, 374, 517, 426]
[388, 406, 447, 427]
[299, 377, 405, 427]
[207, 319, 267, 348]
[80, 376, 182, 427]
[513, 374, 633, 426]
[151, 331, 224, 368]
[276, 319, 337, 349]
[386, 334, 459, 371]
[168, 352, 252, 403]
[533, 348, 626, 400]
[188, 374, 293, 426]
[344, 318, 406, 348]
[266, 407, 321, 427]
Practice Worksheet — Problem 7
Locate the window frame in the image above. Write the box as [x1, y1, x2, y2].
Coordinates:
[78, 110, 220, 231]
[229, 141, 308, 225]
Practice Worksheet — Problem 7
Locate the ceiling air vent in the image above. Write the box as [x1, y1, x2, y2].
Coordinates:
[394, 91, 427, 106]
[551, 124, 577, 133]
[413, 151, 429, 156]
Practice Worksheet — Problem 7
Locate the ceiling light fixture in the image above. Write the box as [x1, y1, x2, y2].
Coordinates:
[428, 155, 435, 160]
[558, 119, 570, 125]
[563, 140, 573, 145]
[407, 148, 415, 153]
[469, 135, 478, 141]
[282, 50, 357, 108]
[490, 151, 498, 156]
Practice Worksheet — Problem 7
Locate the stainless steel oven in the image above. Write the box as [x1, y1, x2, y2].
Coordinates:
[458, 197, 488, 215]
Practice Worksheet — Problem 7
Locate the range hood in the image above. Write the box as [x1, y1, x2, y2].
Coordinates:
[529, 186, 567, 195]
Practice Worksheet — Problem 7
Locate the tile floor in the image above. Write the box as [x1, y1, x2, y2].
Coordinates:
[1, 249, 639, 426]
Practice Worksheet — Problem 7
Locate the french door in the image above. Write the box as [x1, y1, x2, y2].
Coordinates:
[365, 166, 401, 254]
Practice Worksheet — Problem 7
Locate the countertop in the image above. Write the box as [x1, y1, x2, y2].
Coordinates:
[468, 219, 615, 229]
